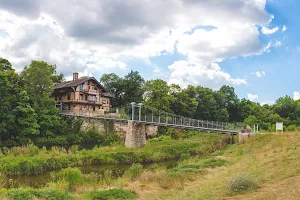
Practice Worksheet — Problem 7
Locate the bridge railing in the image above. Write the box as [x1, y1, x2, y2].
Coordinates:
[132, 113, 229, 130]
[58, 102, 238, 131]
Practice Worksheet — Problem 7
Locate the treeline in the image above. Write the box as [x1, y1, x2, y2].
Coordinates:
[101, 72, 300, 131]
[1, 58, 300, 148]
[0, 58, 122, 148]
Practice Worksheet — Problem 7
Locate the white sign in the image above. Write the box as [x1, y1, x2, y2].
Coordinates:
[276, 122, 283, 132]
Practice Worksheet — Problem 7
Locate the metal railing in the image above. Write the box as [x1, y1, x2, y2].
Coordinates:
[58, 102, 238, 133]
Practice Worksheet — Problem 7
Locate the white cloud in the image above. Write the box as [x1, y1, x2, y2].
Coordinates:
[248, 93, 259, 102]
[168, 60, 246, 89]
[275, 40, 281, 47]
[0, 0, 273, 88]
[282, 25, 287, 32]
[253, 71, 266, 77]
[260, 100, 275, 105]
[261, 26, 279, 34]
[293, 92, 300, 100]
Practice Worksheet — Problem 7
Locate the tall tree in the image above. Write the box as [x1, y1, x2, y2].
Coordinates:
[21, 60, 63, 137]
[13, 90, 39, 136]
[144, 79, 173, 111]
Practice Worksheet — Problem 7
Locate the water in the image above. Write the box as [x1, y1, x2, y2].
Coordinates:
[4, 160, 178, 188]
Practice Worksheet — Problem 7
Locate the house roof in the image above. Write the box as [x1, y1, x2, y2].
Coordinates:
[54, 77, 115, 98]
[102, 92, 115, 98]
[54, 77, 104, 90]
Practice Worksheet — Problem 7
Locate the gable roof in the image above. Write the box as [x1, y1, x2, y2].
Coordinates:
[54, 77, 106, 91]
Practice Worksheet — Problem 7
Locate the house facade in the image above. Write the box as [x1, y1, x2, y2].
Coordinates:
[53, 73, 113, 113]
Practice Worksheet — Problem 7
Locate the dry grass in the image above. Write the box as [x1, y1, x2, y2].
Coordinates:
[114, 133, 300, 200]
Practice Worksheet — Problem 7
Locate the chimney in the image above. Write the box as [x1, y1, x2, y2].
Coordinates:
[73, 72, 78, 81]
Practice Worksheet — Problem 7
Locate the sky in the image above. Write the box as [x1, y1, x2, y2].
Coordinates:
[0, 0, 299, 104]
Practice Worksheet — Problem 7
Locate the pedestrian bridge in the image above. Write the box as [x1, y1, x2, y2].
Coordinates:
[59, 102, 239, 147]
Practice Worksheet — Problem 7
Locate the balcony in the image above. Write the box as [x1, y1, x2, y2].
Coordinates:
[83, 89, 98, 94]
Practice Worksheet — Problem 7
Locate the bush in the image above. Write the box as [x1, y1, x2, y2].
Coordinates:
[124, 163, 143, 180]
[287, 125, 298, 132]
[87, 189, 137, 200]
[5, 188, 73, 200]
[227, 173, 259, 194]
[51, 167, 82, 190]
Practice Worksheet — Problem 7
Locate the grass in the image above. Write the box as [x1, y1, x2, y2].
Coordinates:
[0, 133, 228, 175]
[133, 133, 300, 200]
[3, 132, 300, 199]
[4, 188, 73, 200]
[87, 189, 137, 200]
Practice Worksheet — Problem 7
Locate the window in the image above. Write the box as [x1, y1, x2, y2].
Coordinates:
[86, 105, 89, 110]
[79, 94, 83, 100]
[67, 93, 71, 100]
[80, 105, 82, 110]
[102, 100, 107, 104]
[85, 95, 88, 101]
[68, 105, 71, 110]
[79, 84, 83, 91]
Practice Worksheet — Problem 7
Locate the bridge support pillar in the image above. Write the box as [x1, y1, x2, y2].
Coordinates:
[125, 120, 146, 148]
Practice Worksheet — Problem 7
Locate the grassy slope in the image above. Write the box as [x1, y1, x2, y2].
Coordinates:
[124, 133, 300, 200]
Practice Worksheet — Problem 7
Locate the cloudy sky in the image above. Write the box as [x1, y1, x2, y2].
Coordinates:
[0, 0, 299, 104]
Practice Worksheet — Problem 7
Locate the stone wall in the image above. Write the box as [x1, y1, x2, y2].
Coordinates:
[80, 118, 158, 138]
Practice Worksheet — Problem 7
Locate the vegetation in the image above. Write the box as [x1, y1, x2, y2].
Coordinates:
[0, 133, 229, 175]
[5, 188, 73, 200]
[227, 173, 259, 194]
[1, 133, 300, 199]
[87, 189, 137, 200]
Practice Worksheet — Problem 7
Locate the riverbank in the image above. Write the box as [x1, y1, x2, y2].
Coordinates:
[0, 133, 229, 175]
[2, 133, 300, 199]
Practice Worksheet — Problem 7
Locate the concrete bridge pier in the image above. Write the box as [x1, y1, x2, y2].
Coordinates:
[125, 120, 146, 148]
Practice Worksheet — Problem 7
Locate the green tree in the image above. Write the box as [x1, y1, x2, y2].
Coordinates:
[21, 60, 64, 137]
[144, 79, 173, 111]
[122, 70, 145, 104]
[170, 85, 198, 118]
[13, 90, 39, 136]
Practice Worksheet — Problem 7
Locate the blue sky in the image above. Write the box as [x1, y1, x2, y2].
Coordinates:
[0, 0, 299, 104]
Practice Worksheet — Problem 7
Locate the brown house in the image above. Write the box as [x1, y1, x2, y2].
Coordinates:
[53, 73, 114, 113]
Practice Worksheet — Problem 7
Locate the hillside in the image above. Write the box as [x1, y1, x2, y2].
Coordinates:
[137, 133, 300, 200]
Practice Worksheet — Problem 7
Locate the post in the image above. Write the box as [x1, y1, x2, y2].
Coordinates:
[253, 124, 256, 133]
[152, 110, 154, 122]
[166, 116, 168, 124]
[207, 120, 208, 128]
[138, 103, 143, 121]
[198, 120, 199, 127]
[257, 124, 259, 133]
[131, 102, 136, 120]
[202, 120, 203, 127]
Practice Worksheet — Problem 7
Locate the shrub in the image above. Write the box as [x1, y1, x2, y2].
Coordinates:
[287, 125, 298, 132]
[124, 163, 143, 180]
[51, 167, 82, 190]
[87, 189, 137, 200]
[5, 188, 73, 200]
[99, 170, 115, 185]
[227, 173, 259, 194]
